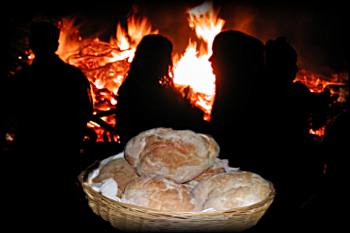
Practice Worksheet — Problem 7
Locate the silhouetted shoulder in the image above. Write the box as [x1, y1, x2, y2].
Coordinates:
[324, 111, 350, 146]
[291, 81, 310, 95]
[70, 65, 91, 86]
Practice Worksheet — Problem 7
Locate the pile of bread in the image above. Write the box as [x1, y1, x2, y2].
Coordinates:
[90, 128, 272, 212]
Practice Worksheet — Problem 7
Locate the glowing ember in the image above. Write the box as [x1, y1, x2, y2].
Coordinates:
[295, 69, 348, 94]
[309, 127, 326, 138]
[5, 132, 16, 143]
[25, 50, 35, 65]
[295, 70, 348, 138]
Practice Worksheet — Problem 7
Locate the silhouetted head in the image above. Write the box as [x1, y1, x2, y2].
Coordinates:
[265, 37, 298, 83]
[129, 34, 173, 84]
[209, 30, 264, 91]
[29, 21, 60, 58]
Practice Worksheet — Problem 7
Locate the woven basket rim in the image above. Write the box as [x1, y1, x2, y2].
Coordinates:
[79, 162, 275, 217]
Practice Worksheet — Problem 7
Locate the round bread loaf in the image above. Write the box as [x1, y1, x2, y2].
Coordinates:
[192, 171, 271, 211]
[184, 158, 227, 190]
[122, 176, 198, 211]
[193, 158, 227, 182]
[124, 128, 219, 183]
[93, 158, 138, 197]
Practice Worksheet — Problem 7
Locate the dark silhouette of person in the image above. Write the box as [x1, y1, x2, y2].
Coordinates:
[11, 20, 93, 231]
[316, 80, 349, 232]
[309, 89, 331, 135]
[207, 30, 285, 232]
[208, 30, 266, 169]
[263, 37, 328, 230]
[322, 71, 349, 187]
[265, 37, 313, 145]
[323, 69, 350, 147]
[116, 34, 204, 144]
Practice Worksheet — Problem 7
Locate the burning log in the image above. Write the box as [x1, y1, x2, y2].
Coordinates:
[294, 70, 349, 139]
[88, 115, 119, 143]
[94, 109, 117, 118]
[90, 115, 116, 132]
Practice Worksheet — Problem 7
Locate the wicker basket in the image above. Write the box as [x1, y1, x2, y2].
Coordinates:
[79, 163, 275, 232]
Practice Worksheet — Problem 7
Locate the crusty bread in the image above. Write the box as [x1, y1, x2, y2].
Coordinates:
[93, 158, 139, 197]
[193, 158, 227, 182]
[184, 158, 227, 190]
[124, 128, 219, 183]
[122, 176, 198, 211]
[192, 171, 271, 211]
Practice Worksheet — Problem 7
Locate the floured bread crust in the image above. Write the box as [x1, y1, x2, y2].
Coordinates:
[184, 158, 227, 190]
[122, 176, 198, 211]
[192, 171, 271, 211]
[124, 128, 219, 183]
[93, 158, 139, 197]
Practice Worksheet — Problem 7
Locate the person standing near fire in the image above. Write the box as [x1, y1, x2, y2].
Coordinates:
[116, 34, 205, 145]
[11, 20, 93, 231]
[263, 37, 331, 230]
[207, 31, 320, 230]
[208, 30, 266, 169]
[265, 37, 313, 146]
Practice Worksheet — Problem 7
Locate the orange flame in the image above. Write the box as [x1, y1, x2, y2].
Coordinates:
[295, 69, 342, 93]
[56, 3, 347, 142]
[56, 3, 224, 141]
[309, 127, 326, 138]
[295, 69, 348, 138]
[57, 16, 157, 142]
[173, 1, 225, 120]
[295, 69, 348, 102]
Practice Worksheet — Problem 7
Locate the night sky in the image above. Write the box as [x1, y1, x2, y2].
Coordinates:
[5, 0, 349, 74]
